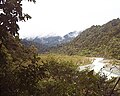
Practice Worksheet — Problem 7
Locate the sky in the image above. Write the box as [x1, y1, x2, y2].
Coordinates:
[19, 0, 120, 38]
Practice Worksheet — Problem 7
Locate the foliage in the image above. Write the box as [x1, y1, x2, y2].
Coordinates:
[0, 61, 46, 96]
[37, 56, 120, 96]
[0, 0, 35, 38]
[1, 52, 120, 95]
[0, 0, 37, 64]
[50, 19, 120, 60]
[39, 54, 92, 66]
[0, 0, 44, 96]
[0, 1, 120, 96]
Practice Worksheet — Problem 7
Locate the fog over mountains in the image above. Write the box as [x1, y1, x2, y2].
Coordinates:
[23, 31, 80, 46]
[22, 31, 80, 53]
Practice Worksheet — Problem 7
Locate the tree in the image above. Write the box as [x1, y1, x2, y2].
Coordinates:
[0, 0, 35, 39]
[0, 0, 37, 64]
[0, 1, 46, 95]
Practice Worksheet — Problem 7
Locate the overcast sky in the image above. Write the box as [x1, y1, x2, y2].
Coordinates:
[19, 0, 120, 38]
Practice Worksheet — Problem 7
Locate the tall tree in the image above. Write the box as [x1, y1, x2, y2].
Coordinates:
[0, 0, 36, 38]
[0, 0, 36, 64]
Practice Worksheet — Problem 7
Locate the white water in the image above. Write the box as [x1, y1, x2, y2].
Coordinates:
[78, 58, 120, 79]
[91, 58, 105, 73]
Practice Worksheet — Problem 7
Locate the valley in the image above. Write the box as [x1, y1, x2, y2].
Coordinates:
[22, 18, 120, 79]
[1, 0, 120, 95]
[39, 54, 120, 79]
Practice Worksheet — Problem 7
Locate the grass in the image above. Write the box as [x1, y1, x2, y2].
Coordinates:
[38, 53, 92, 66]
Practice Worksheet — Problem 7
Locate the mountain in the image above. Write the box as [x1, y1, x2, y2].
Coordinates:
[32, 36, 62, 46]
[62, 31, 79, 43]
[50, 18, 120, 59]
[22, 31, 80, 53]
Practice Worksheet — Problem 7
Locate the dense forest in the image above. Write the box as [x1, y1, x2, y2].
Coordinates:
[50, 19, 120, 60]
[0, 0, 120, 96]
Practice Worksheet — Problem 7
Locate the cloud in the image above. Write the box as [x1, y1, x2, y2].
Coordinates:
[19, 0, 120, 38]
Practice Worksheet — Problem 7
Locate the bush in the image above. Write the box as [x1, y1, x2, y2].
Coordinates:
[0, 55, 119, 96]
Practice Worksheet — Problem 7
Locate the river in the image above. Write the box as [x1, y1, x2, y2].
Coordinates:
[78, 58, 120, 79]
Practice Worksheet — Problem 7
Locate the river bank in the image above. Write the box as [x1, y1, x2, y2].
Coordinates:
[78, 58, 120, 79]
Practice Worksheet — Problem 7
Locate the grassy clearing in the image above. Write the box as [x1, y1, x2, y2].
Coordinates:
[38, 53, 92, 66]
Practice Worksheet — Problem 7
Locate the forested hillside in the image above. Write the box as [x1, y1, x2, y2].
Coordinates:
[50, 18, 120, 59]
[21, 39, 49, 53]
[0, 0, 120, 96]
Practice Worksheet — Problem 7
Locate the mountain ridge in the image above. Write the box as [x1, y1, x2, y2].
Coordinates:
[22, 31, 80, 53]
[49, 18, 120, 59]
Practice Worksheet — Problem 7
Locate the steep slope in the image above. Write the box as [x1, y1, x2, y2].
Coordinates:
[50, 18, 120, 59]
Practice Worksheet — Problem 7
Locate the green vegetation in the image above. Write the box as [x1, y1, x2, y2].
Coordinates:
[39, 54, 92, 66]
[31, 58, 120, 96]
[50, 19, 120, 60]
[1, 55, 120, 96]
[0, 0, 120, 96]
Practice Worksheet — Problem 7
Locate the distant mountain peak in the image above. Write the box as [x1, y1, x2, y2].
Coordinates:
[22, 31, 80, 51]
[63, 31, 79, 38]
